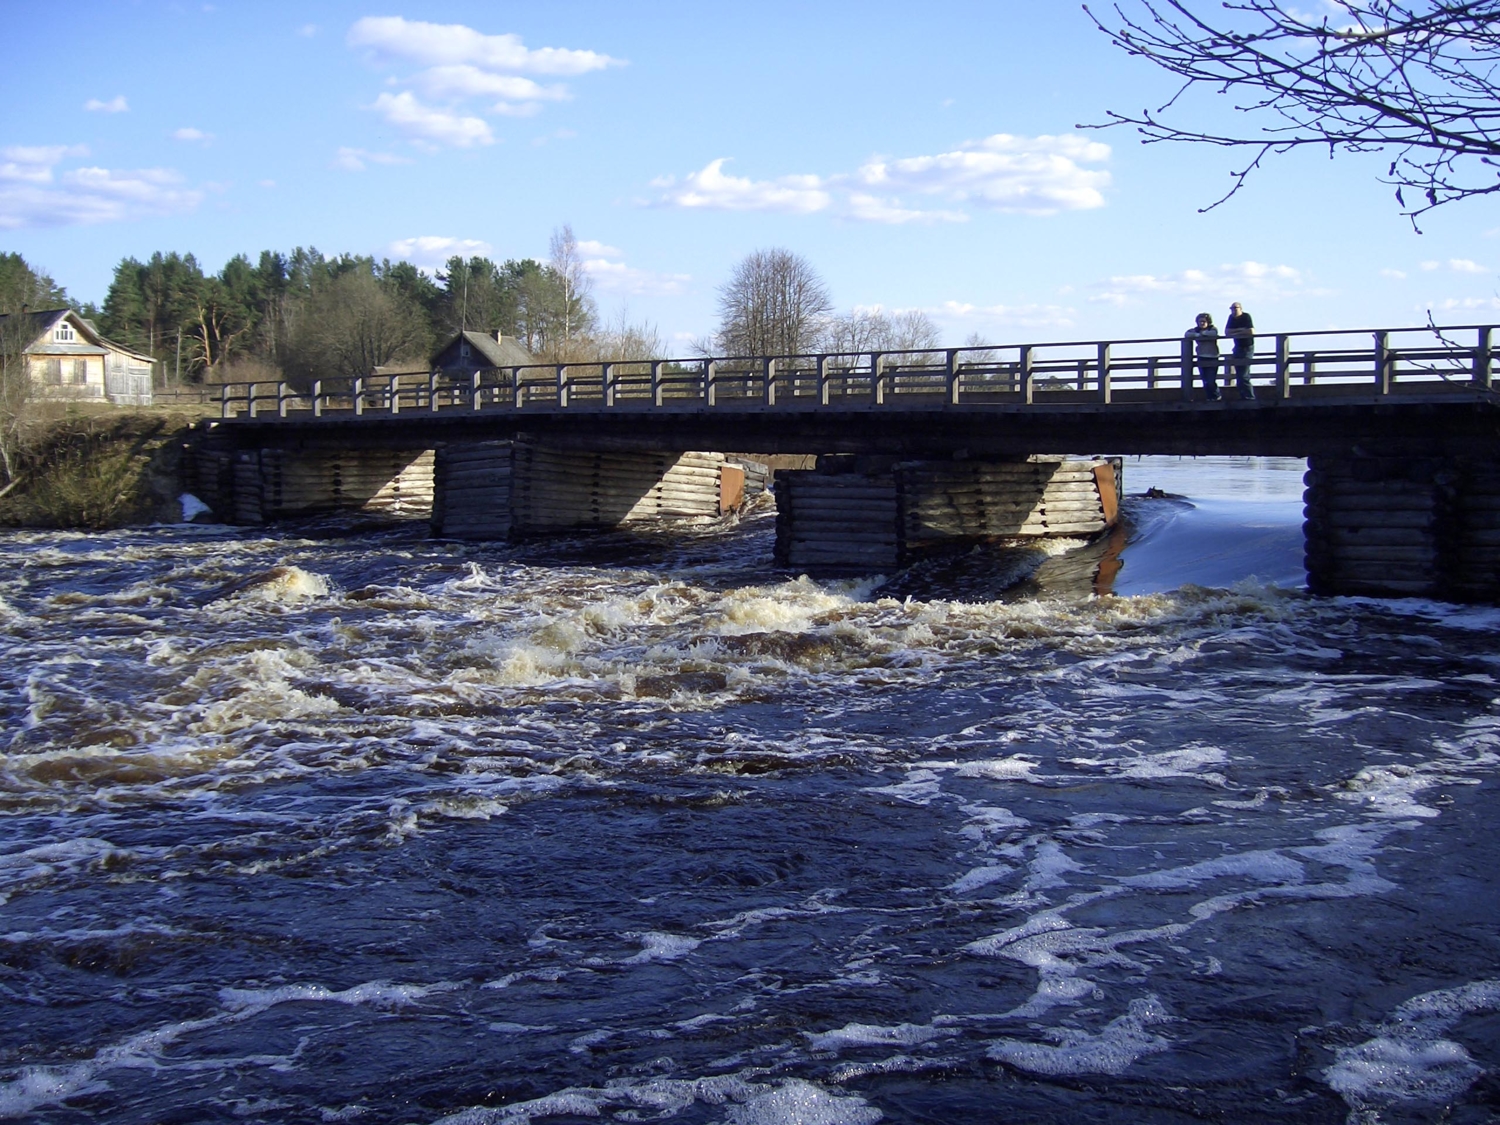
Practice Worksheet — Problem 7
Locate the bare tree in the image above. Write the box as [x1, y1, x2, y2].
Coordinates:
[283, 271, 431, 383]
[821, 308, 940, 358]
[0, 255, 66, 488]
[1083, 1, 1500, 222]
[546, 224, 598, 356]
[715, 249, 833, 356]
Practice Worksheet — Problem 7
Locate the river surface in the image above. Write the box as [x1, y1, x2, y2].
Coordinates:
[2, 457, 1498, 1124]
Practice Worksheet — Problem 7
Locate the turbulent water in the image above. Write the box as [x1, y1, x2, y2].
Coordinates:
[2, 457, 1498, 1125]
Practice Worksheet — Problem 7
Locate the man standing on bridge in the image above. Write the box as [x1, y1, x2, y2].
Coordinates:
[1226, 302, 1256, 400]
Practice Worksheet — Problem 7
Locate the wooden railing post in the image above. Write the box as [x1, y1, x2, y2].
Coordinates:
[312, 380, 323, 418]
[512, 368, 525, 409]
[389, 376, 400, 414]
[247, 381, 260, 419]
[1098, 343, 1112, 404]
[703, 360, 717, 406]
[602, 362, 616, 407]
[556, 364, 569, 407]
[1475, 326, 1493, 388]
[763, 358, 777, 406]
[872, 353, 885, 405]
[428, 372, 440, 412]
[946, 349, 960, 405]
[220, 383, 232, 419]
[1021, 345, 1035, 404]
[353, 376, 365, 416]
[1374, 330, 1392, 395]
[1180, 338, 1194, 400]
[818, 355, 830, 406]
[1276, 335, 1290, 398]
[278, 381, 290, 418]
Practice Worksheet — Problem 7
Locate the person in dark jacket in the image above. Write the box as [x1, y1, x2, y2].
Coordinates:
[1226, 301, 1256, 400]
[1185, 312, 1221, 401]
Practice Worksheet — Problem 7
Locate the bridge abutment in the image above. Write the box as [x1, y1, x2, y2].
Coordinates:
[774, 455, 1123, 571]
[433, 440, 753, 540]
[1304, 453, 1500, 600]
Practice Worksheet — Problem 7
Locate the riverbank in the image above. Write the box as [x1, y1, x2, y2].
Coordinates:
[0, 406, 209, 529]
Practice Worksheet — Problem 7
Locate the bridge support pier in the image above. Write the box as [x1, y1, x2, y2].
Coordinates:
[774, 455, 1122, 571]
[210, 447, 435, 524]
[1304, 453, 1500, 600]
[432, 439, 757, 540]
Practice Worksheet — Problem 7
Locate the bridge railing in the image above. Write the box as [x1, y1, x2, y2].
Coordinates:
[213, 323, 1499, 420]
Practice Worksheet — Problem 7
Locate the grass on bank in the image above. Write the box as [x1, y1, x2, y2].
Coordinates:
[0, 403, 213, 530]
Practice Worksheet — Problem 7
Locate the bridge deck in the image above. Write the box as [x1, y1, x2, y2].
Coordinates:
[207, 323, 1500, 459]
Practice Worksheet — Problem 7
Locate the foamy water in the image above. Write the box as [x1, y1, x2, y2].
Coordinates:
[2, 459, 1497, 1123]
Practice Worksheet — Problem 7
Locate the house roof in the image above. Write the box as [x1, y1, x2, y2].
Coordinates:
[0, 308, 154, 364]
[446, 331, 537, 368]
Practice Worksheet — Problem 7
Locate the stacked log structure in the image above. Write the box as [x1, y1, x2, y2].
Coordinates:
[229, 448, 435, 524]
[1305, 454, 1500, 600]
[774, 464, 901, 570]
[899, 457, 1121, 550]
[775, 455, 1122, 571]
[433, 440, 756, 540]
[431, 441, 513, 540]
[510, 445, 731, 534]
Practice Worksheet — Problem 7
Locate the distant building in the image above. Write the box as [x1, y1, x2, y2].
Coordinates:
[432, 330, 536, 376]
[1, 308, 155, 405]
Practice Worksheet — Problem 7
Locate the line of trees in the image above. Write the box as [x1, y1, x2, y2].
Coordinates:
[88, 225, 636, 384]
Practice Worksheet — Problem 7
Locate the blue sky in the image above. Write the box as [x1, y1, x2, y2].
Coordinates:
[3, 1, 1498, 352]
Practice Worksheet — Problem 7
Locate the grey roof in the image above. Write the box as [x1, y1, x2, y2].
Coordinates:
[452, 331, 536, 368]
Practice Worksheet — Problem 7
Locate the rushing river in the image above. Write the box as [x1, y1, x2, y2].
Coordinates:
[3, 457, 1499, 1124]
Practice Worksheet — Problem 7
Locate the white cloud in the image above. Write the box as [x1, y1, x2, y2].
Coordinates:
[348, 17, 620, 76]
[1421, 258, 1487, 274]
[1380, 268, 1407, 279]
[413, 64, 567, 104]
[258, 179, 276, 189]
[0, 145, 87, 184]
[584, 257, 691, 296]
[346, 18, 616, 149]
[333, 146, 415, 172]
[84, 95, 128, 114]
[858, 133, 1111, 215]
[1429, 296, 1500, 311]
[653, 133, 1110, 223]
[653, 158, 831, 214]
[0, 145, 202, 229]
[389, 235, 493, 270]
[846, 192, 968, 225]
[1091, 261, 1326, 306]
[370, 92, 494, 147]
[298, 23, 317, 37]
[173, 127, 213, 143]
[576, 239, 622, 259]
[934, 299, 1077, 330]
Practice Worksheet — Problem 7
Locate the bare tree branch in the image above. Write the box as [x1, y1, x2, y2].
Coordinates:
[1082, 1, 1500, 225]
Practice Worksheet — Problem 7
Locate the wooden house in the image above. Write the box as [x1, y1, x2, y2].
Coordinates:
[432, 330, 535, 375]
[1, 308, 155, 405]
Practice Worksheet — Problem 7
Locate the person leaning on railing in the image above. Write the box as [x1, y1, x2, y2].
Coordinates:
[1184, 312, 1222, 401]
[1226, 302, 1256, 400]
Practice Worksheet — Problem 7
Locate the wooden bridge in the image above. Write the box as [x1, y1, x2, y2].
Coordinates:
[210, 322, 1500, 458]
[196, 322, 1500, 601]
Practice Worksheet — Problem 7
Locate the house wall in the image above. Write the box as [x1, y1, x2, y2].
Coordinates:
[28, 353, 108, 401]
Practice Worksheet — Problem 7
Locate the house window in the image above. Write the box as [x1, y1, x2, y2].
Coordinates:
[54, 323, 75, 343]
[460, 342, 470, 358]
[45, 358, 62, 384]
[71, 359, 88, 384]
